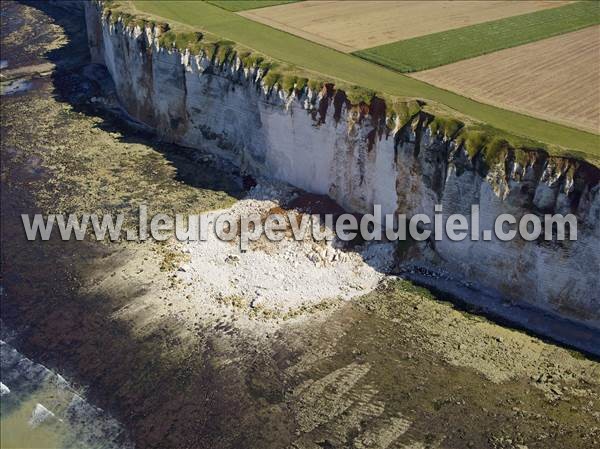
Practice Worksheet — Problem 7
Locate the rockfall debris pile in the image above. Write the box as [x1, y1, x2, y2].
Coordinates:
[175, 182, 395, 313]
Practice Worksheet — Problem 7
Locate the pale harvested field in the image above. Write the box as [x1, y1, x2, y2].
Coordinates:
[239, 0, 571, 52]
[412, 26, 600, 134]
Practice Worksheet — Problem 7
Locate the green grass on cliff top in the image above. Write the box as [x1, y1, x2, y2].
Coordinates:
[131, 1, 599, 160]
[354, 2, 600, 73]
[207, 1, 298, 12]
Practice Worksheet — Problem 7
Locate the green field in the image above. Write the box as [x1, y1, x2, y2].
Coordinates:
[207, 0, 298, 12]
[130, 1, 599, 160]
[354, 2, 600, 73]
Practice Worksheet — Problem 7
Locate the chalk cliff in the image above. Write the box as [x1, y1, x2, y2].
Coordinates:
[84, 3, 600, 327]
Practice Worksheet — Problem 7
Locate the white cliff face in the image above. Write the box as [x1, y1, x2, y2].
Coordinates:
[85, 4, 600, 327]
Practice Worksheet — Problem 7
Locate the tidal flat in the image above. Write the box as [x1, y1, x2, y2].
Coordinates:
[1, 2, 599, 449]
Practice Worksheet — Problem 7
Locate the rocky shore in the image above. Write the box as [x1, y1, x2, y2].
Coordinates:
[1, 2, 599, 449]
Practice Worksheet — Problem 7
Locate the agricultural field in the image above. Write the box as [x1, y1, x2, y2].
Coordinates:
[208, 0, 298, 13]
[412, 26, 600, 134]
[130, 0, 600, 159]
[354, 1, 600, 72]
[239, 0, 571, 53]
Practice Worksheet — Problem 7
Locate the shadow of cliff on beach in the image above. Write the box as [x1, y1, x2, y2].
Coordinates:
[20, 0, 246, 201]
[2, 3, 290, 448]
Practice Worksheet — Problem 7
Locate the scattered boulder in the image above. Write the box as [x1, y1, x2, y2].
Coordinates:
[225, 254, 240, 264]
[29, 403, 55, 428]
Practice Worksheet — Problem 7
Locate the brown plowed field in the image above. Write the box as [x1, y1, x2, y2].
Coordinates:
[412, 26, 600, 134]
[239, 0, 571, 52]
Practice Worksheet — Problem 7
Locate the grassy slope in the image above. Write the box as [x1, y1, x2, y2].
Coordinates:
[354, 1, 600, 73]
[207, 1, 298, 12]
[132, 1, 599, 159]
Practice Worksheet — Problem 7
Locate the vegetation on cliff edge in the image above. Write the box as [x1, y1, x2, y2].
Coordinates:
[100, 0, 599, 165]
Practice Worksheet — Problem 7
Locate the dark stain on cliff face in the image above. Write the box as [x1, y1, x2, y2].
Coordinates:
[135, 22, 157, 126]
[369, 97, 386, 130]
[316, 83, 334, 125]
[366, 96, 386, 153]
[332, 89, 346, 123]
[412, 112, 428, 158]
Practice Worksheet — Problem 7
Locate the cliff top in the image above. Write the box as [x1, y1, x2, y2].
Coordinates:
[100, 0, 599, 166]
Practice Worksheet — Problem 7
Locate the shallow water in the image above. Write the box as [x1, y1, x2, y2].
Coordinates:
[1, 78, 34, 95]
[0, 339, 133, 449]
